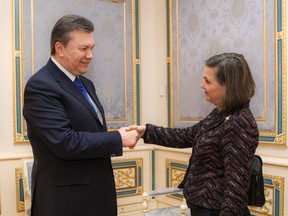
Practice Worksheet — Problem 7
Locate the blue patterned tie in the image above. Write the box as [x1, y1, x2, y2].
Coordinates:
[73, 77, 103, 124]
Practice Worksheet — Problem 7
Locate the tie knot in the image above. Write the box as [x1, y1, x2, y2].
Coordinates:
[74, 78, 85, 90]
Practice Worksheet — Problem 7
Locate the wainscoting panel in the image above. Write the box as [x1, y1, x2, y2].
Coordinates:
[2, 147, 287, 215]
[152, 146, 287, 216]
[15, 168, 24, 212]
[113, 158, 143, 197]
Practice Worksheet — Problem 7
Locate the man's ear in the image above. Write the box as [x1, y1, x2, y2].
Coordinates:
[55, 42, 64, 57]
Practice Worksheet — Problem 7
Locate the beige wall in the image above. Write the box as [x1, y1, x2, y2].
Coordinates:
[139, 0, 168, 126]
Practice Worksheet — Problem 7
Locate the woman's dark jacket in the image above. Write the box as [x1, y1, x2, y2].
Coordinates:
[142, 105, 259, 216]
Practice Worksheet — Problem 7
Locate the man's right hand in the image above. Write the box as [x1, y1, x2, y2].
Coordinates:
[118, 127, 140, 148]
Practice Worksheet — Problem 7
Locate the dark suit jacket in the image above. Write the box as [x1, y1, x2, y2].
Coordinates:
[23, 59, 122, 216]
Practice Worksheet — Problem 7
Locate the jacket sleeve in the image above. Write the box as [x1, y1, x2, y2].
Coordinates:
[142, 122, 202, 148]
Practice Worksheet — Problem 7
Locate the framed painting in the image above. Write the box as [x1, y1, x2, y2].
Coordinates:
[12, 0, 140, 143]
[166, 0, 286, 145]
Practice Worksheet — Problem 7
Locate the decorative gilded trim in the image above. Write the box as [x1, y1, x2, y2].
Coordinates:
[167, 0, 174, 127]
[249, 174, 284, 216]
[165, 159, 188, 200]
[132, 0, 141, 125]
[152, 149, 155, 190]
[22, 158, 34, 216]
[12, 0, 29, 143]
[15, 157, 142, 214]
[15, 168, 25, 212]
[112, 158, 143, 197]
[165, 160, 285, 216]
[167, 0, 286, 146]
[12, 0, 140, 143]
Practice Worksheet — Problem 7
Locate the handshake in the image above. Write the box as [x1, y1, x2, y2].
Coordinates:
[118, 125, 146, 149]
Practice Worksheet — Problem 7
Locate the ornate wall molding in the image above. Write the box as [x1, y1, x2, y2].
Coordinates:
[12, 150, 286, 215]
[12, 0, 140, 143]
[164, 158, 285, 216]
[249, 174, 284, 216]
[165, 158, 188, 200]
[17, 157, 143, 213]
[0, 152, 33, 161]
[15, 168, 25, 212]
[112, 157, 143, 197]
[167, 0, 286, 146]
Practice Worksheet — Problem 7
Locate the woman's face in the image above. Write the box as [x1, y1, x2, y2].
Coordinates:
[200, 66, 226, 110]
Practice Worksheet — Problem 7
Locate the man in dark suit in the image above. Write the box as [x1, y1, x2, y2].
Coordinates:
[23, 14, 140, 216]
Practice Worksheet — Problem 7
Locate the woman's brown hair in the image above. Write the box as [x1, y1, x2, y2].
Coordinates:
[205, 53, 255, 112]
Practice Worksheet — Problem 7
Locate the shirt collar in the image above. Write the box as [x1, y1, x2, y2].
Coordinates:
[51, 56, 76, 81]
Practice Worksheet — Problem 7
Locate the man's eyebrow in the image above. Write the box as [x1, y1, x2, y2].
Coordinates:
[79, 44, 95, 48]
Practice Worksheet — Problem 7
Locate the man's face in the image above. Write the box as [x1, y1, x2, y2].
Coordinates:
[58, 30, 95, 76]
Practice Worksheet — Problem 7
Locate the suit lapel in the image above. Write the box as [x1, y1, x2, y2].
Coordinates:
[46, 59, 102, 123]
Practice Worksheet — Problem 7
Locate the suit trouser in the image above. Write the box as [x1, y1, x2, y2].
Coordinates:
[190, 205, 250, 216]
